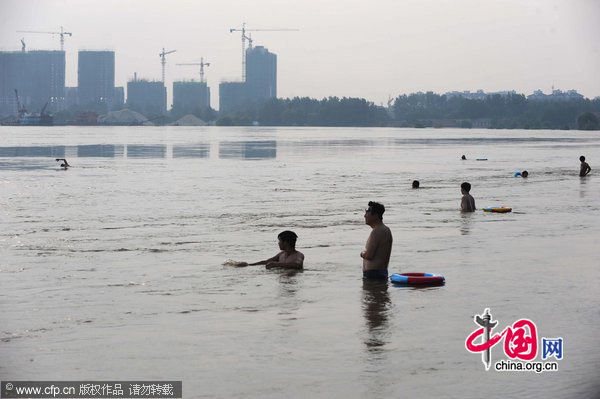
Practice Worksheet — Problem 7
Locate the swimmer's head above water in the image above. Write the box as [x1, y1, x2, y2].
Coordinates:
[55, 158, 70, 168]
[277, 230, 298, 250]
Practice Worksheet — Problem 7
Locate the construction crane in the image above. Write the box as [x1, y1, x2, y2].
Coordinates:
[229, 22, 299, 81]
[14, 89, 27, 116]
[176, 58, 211, 83]
[159, 47, 177, 84]
[17, 26, 72, 51]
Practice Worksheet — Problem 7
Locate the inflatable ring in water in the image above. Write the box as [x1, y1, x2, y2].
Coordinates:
[483, 207, 512, 213]
[390, 273, 445, 286]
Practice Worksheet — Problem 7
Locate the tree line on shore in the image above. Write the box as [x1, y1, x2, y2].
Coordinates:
[51, 91, 600, 130]
[218, 92, 600, 130]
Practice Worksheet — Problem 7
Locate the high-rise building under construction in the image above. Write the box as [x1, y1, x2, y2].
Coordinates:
[0, 50, 65, 115]
[218, 82, 246, 114]
[126, 78, 166, 115]
[78, 50, 116, 106]
[173, 81, 210, 111]
[245, 46, 276, 100]
[219, 45, 276, 114]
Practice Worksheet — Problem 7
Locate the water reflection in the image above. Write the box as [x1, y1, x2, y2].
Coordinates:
[277, 269, 302, 299]
[460, 212, 474, 235]
[173, 144, 209, 158]
[126, 145, 166, 158]
[275, 270, 303, 326]
[77, 144, 124, 158]
[0, 160, 54, 170]
[579, 176, 588, 199]
[0, 146, 66, 158]
[361, 279, 392, 398]
[291, 139, 375, 148]
[219, 141, 276, 160]
[393, 137, 591, 146]
[0, 142, 272, 160]
[362, 279, 391, 351]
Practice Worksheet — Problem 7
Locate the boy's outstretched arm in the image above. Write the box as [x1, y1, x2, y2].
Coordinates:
[247, 253, 281, 266]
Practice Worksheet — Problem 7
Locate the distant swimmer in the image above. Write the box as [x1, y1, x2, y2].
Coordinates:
[514, 170, 528, 178]
[579, 156, 591, 177]
[412, 180, 420, 189]
[55, 158, 70, 169]
[461, 182, 476, 212]
[361, 201, 393, 280]
[243, 230, 304, 269]
[461, 155, 467, 160]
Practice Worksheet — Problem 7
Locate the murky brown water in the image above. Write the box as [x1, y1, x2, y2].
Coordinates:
[1, 126, 598, 398]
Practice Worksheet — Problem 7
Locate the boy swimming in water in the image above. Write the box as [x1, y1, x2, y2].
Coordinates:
[580, 156, 591, 177]
[243, 230, 304, 269]
[461, 182, 476, 212]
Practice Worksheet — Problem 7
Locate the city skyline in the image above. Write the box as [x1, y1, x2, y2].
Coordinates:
[1, 0, 599, 108]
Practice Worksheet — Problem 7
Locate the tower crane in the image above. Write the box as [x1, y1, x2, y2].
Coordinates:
[17, 26, 72, 51]
[14, 89, 27, 116]
[159, 47, 177, 84]
[176, 57, 211, 83]
[229, 22, 299, 81]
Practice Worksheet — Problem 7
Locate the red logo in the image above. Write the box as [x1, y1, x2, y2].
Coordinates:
[465, 308, 538, 370]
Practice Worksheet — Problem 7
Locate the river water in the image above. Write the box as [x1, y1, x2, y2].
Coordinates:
[0, 126, 598, 398]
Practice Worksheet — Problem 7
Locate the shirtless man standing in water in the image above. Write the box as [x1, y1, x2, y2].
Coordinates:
[361, 201, 393, 280]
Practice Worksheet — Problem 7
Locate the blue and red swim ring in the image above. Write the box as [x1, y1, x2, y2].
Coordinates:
[390, 272, 445, 286]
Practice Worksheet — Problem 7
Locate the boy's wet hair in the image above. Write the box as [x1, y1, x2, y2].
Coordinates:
[278, 230, 298, 247]
[522, 170, 529, 178]
[367, 201, 385, 220]
[412, 180, 420, 188]
[580, 155, 586, 162]
[461, 182, 471, 192]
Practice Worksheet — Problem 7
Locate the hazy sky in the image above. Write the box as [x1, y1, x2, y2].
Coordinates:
[1, 0, 599, 108]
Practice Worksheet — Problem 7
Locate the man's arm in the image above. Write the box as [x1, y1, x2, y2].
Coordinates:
[248, 252, 281, 266]
[360, 230, 379, 260]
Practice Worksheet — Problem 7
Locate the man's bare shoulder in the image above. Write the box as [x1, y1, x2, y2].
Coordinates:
[285, 250, 304, 267]
[280, 250, 304, 261]
[372, 223, 392, 238]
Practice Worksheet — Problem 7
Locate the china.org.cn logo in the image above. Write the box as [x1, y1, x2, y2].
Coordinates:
[465, 308, 563, 373]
